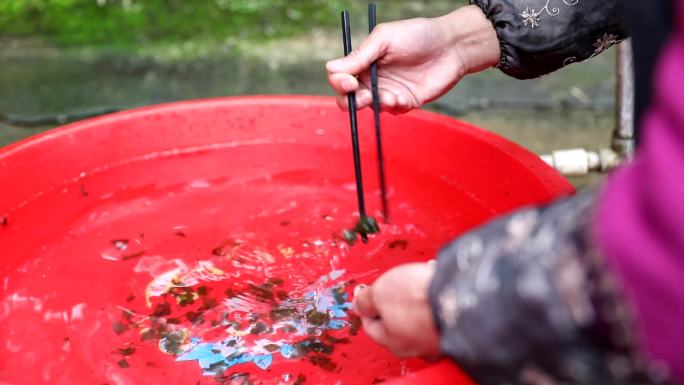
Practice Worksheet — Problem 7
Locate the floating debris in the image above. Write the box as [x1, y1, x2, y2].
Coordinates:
[354, 216, 380, 237]
[116, 345, 136, 357]
[388, 239, 409, 250]
[116, 265, 356, 377]
[117, 359, 130, 369]
[159, 329, 188, 355]
[341, 216, 380, 245]
[341, 229, 358, 246]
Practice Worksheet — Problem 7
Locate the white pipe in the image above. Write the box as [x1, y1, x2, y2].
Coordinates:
[540, 148, 621, 176]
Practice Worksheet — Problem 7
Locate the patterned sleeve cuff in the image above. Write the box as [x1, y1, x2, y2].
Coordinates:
[469, 0, 628, 79]
[429, 189, 669, 385]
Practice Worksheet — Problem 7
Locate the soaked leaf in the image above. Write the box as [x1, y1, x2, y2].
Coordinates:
[117, 359, 130, 369]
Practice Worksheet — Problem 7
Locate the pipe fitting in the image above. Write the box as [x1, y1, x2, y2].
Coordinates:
[541, 148, 622, 176]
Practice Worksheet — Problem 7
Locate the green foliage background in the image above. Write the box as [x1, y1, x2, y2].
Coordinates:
[0, 0, 347, 45]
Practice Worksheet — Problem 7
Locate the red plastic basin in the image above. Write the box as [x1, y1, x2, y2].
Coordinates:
[0, 96, 573, 385]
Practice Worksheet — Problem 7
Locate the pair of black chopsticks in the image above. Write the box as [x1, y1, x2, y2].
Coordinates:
[341, 3, 389, 231]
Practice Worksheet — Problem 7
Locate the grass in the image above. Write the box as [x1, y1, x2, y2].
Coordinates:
[0, 0, 346, 46]
[0, 0, 466, 48]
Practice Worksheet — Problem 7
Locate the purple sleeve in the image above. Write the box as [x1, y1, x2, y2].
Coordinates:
[596, 3, 684, 381]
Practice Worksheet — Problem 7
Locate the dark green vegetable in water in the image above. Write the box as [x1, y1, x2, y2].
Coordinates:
[117, 359, 130, 369]
[341, 229, 357, 245]
[269, 306, 298, 322]
[151, 302, 171, 318]
[117, 346, 136, 356]
[308, 353, 337, 372]
[341, 216, 380, 245]
[266, 277, 284, 286]
[276, 290, 289, 301]
[305, 310, 330, 327]
[354, 216, 380, 236]
[250, 322, 268, 335]
[184, 310, 203, 325]
[348, 313, 362, 336]
[159, 330, 186, 355]
[248, 283, 276, 303]
[112, 321, 129, 335]
[169, 287, 196, 306]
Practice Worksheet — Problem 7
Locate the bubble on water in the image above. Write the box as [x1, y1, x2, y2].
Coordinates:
[253, 354, 273, 369]
[113, 240, 128, 250]
[187, 180, 211, 190]
[43, 310, 67, 323]
[328, 269, 345, 280]
[101, 238, 146, 261]
[70, 303, 86, 321]
[280, 344, 296, 359]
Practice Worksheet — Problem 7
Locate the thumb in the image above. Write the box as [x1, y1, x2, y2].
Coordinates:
[361, 317, 391, 347]
[326, 27, 387, 75]
[353, 284, 380, 319]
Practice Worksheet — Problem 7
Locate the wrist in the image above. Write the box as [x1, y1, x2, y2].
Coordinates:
[435, 5, 500, 75]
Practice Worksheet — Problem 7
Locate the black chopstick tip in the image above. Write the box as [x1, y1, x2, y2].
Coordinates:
[368, 3, 377, 31]
[341, 10, 353, 56]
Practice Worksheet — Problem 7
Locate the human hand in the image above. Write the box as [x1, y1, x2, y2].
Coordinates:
[352, 262, 441, 358]
[326, 5, 499, 114]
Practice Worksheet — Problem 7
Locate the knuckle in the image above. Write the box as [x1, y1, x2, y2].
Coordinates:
[348, 49, 363, 61]
[374, 23, 390, 36]
[370, 280, 388, 302]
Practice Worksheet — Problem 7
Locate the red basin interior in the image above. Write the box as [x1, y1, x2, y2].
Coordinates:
[0, 96, 573, 385]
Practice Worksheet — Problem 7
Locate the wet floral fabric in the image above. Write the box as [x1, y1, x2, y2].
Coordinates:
[429, 190, 669, 385]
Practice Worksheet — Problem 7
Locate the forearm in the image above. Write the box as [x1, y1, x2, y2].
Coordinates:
[435, 5, 501, 75]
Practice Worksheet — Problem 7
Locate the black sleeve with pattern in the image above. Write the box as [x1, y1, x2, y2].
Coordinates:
[428, 190, 669, 385]
[470, 0, 629, 79]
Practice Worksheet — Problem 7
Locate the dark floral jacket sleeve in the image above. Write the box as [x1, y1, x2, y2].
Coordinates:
[429, 189, 671, 385]
[470, 0, 629, 79]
